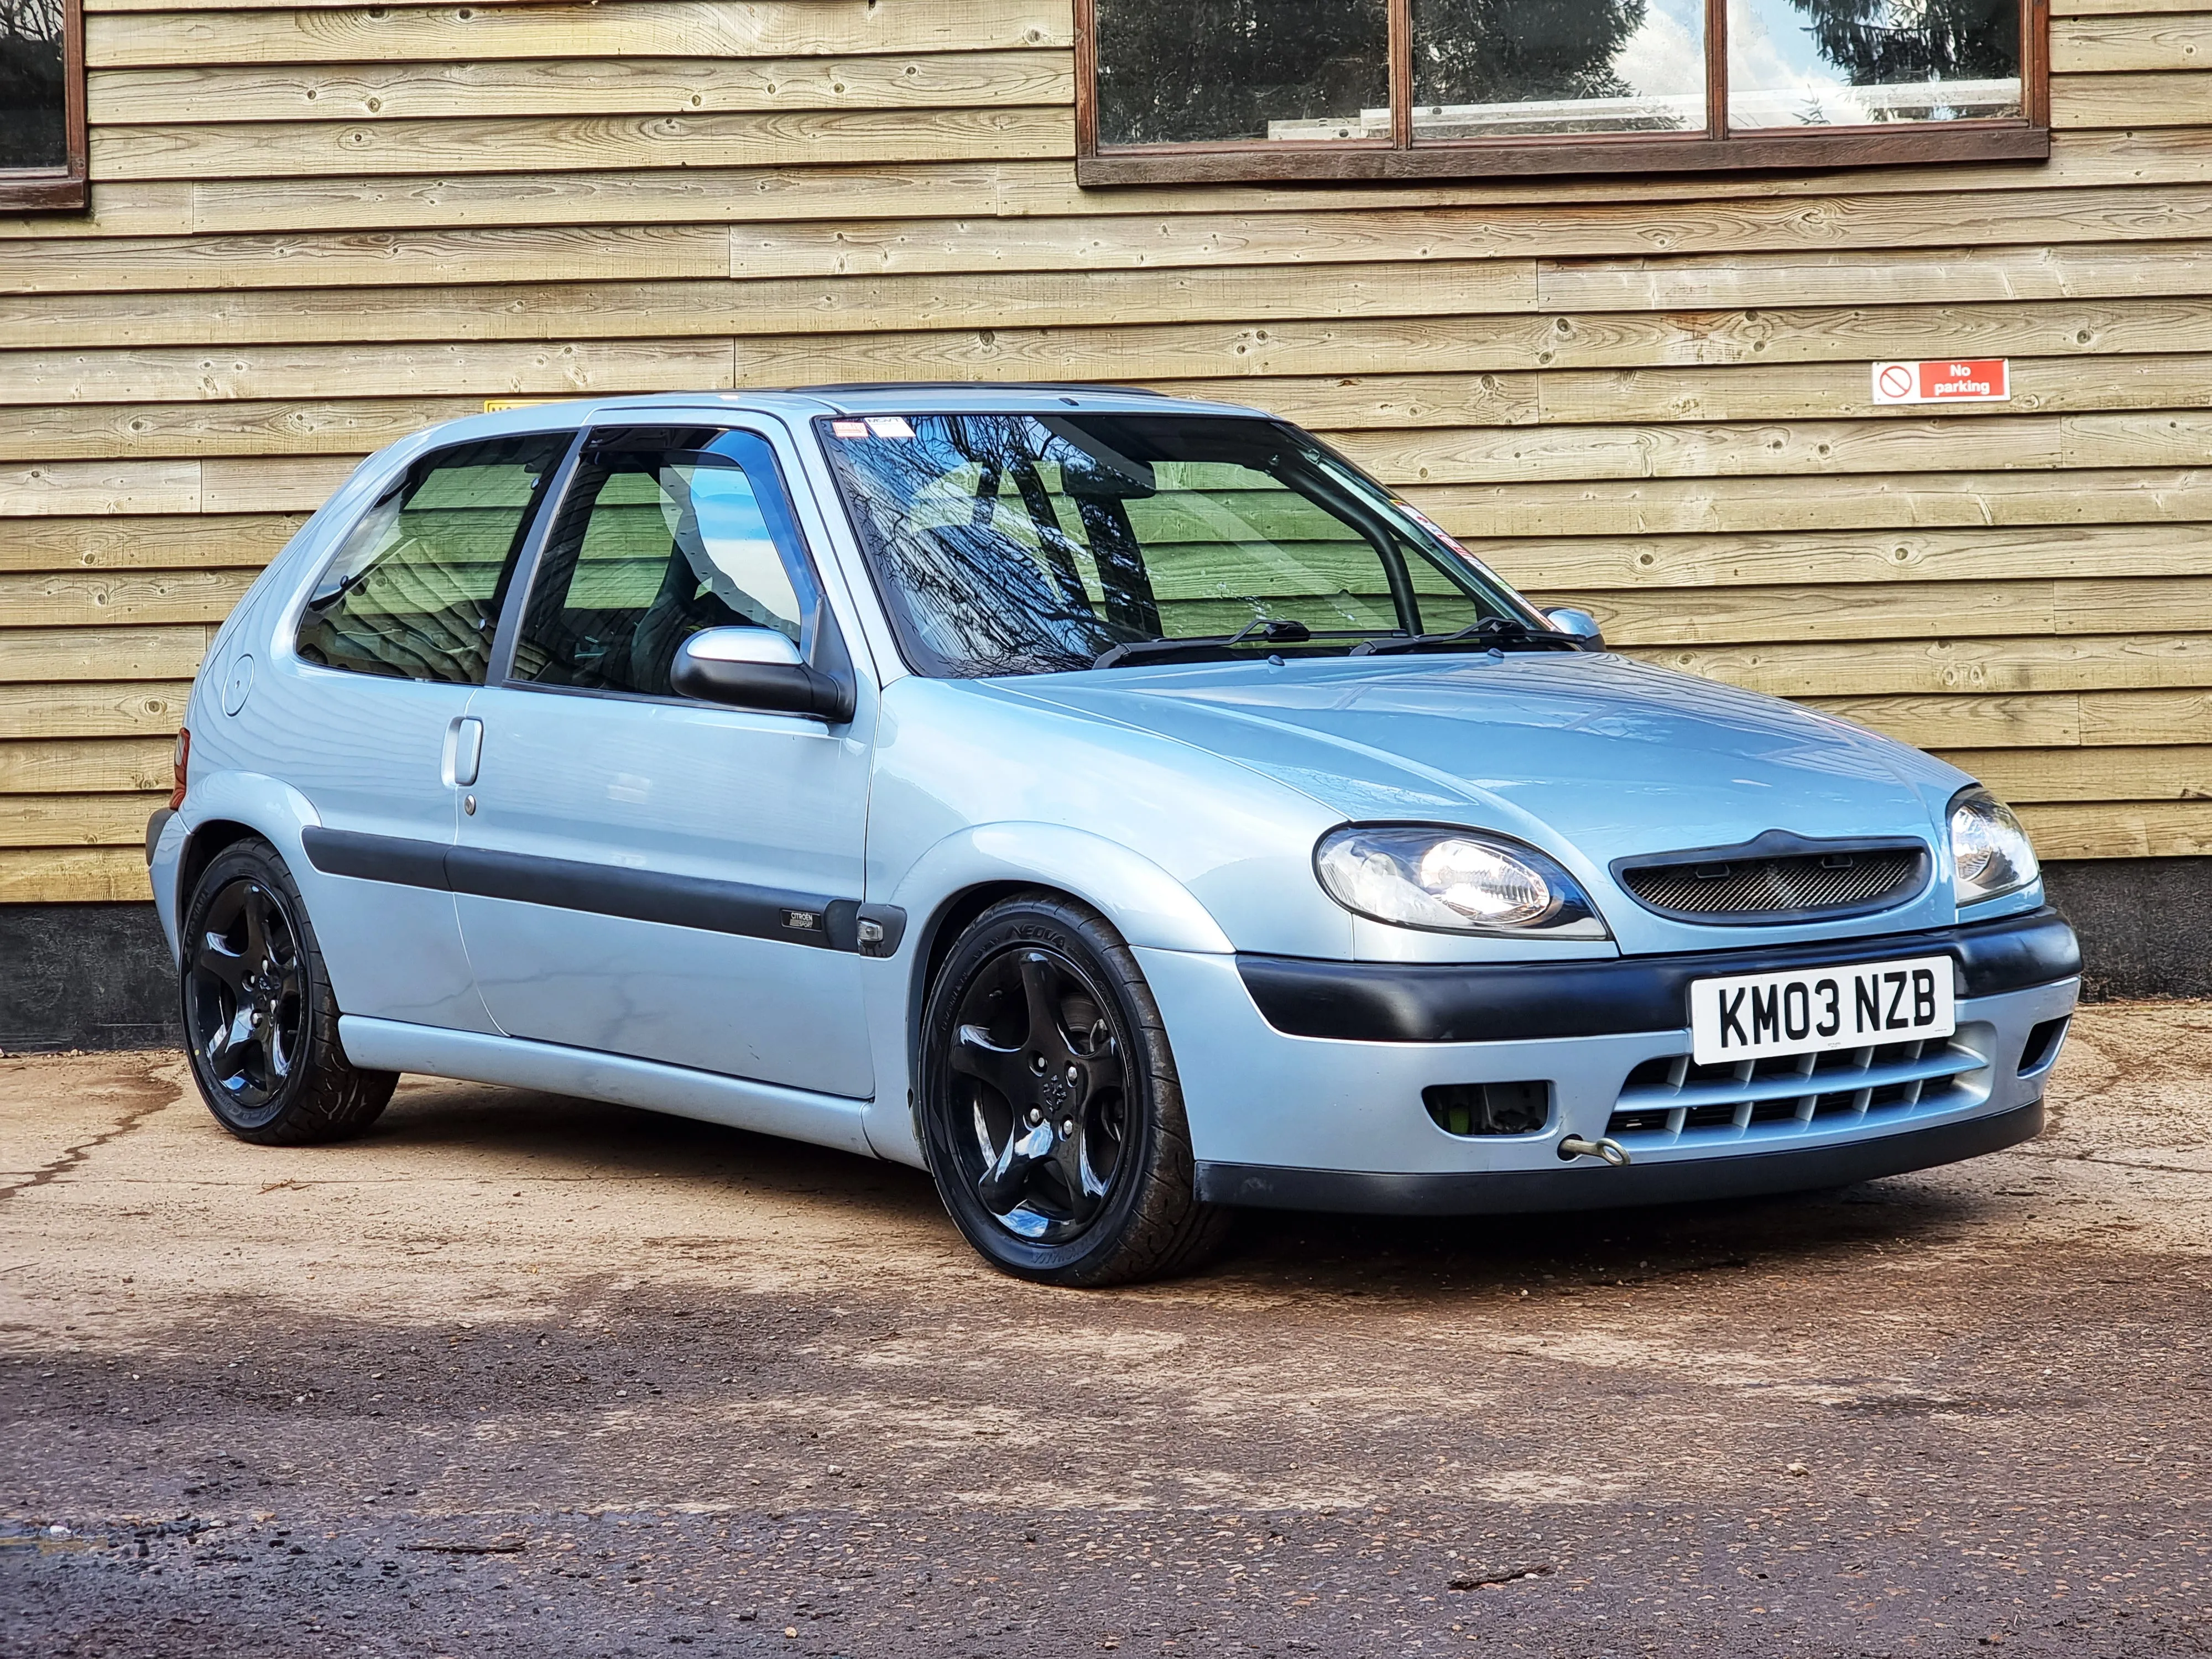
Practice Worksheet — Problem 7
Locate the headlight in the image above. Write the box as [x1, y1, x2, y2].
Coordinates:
[1949, 787, 2039, 905]
[1314, 826, 1609, 938]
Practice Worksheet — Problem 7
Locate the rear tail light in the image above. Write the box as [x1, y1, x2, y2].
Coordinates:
[169, 727, 190, 810]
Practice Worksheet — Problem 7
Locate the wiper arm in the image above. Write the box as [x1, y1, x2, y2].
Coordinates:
[1093, 617, 1311, 670]
[1348, 615, 1585, 658]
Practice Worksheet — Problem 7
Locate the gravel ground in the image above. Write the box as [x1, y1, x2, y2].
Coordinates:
[2, 1002, 2209, 1658]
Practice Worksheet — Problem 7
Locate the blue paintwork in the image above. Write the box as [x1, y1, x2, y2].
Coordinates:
[160, 388, 2075, 1196]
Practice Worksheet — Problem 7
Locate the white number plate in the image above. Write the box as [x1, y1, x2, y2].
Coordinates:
[1688, 955, 1955, 1066]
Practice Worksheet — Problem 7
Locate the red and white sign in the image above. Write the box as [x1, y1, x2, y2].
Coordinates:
[1871, 358, 2010, 404]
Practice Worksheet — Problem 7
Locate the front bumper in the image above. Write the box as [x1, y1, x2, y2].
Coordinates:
[1136, 905, 2078, 1216]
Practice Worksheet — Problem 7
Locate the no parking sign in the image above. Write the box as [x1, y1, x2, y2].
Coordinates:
[1871, 358, 2010, 404]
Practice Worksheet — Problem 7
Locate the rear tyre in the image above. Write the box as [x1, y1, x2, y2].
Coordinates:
[917, 893, 1230, 1287]
[179, 837, 396, 1145]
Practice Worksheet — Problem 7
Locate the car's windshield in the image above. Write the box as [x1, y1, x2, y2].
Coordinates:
[816, 411, 1548, 677]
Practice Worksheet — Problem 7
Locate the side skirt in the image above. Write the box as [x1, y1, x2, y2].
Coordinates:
[336, 1016, 876, 1158]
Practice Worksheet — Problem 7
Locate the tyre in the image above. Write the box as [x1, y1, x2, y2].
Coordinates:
[917, 893, 1230, 1287]
[179, 836, 396, 1145]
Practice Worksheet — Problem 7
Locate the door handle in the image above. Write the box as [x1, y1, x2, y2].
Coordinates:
[450, 717, 484, 787]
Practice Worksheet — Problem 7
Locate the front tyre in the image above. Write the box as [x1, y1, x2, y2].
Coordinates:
[180, 836, 396, 1145]
[917, 893, 1229, 1287]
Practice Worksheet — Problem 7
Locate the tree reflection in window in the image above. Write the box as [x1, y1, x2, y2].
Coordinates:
[0, 0, 66, 169]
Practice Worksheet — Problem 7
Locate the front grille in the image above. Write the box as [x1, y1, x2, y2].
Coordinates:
[1619, 847, 1924, 922]
[1606, 1035, 1987, 1146]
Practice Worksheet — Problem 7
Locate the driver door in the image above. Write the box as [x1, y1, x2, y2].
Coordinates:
[451, 424, 876, 1098]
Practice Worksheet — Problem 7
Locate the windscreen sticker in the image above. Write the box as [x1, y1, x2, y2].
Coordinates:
[830, 420, 870, 439]
[1393, 500, 1472, 555]
[865, 416, 916, 439]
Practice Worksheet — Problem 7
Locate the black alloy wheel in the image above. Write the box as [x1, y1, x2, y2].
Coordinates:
[947, 943, 1131, 1244]
[919, 894, 1229, 1286]
[185, 877, 305, 1119]
[180, 837, 396, 1146]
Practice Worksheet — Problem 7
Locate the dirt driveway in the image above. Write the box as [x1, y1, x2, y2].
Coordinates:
[3, 1003, 2209, 1659]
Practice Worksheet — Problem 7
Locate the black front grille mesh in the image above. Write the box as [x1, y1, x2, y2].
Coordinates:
[1620, 849, 1922, 920]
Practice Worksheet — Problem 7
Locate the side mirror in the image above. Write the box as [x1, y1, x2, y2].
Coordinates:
[671, 627, 854, 722]
[1543, 607, 1605, 649]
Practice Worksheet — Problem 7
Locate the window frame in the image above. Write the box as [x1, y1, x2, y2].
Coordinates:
[1074, 0, 2048, 186]
[289, 429, 581, 688]
[0, 0, 88, 212]
[491, 421, 838, 709]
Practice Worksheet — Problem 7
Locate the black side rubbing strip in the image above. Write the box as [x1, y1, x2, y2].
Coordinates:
[1239, 906, 2081, 1044]
[301, 827, 451, 892]
[301, 828, 905, 954]
[446, 846, 843, 949]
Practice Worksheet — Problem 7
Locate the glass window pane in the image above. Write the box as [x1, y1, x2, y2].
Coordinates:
[0, 0, 67, 169]
[1729, 0, 2021, 129]
[294, 435, 568, 686]
[1410, 0, 1707, 137]
[818, 413, 1540, 679]
[1094, 0, 1389, 145]
[514, 446, 804, 698]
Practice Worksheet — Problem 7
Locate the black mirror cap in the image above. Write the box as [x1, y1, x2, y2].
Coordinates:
[670, 655, 855, 722]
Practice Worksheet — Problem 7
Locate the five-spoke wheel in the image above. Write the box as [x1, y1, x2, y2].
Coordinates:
[185, 876, 305, 1118]
[179, 837, 395, 1145]
[919, 893, 1228, 1286]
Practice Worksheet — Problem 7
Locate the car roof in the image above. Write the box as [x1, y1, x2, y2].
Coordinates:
[403, 384, 1278, 450]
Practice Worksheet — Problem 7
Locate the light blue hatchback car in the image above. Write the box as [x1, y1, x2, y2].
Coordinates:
[149, 387, 2080, 1285]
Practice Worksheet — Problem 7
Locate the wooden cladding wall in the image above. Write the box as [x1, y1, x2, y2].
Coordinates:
[2, 0, 2209, 901]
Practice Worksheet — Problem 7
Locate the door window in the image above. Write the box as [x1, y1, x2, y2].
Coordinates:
[510, 434, 810, 698]
[294, 434, 571, 685]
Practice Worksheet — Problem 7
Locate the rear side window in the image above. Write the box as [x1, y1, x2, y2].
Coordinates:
[295, 434, 571, 684]
[509, 431, 811, 699]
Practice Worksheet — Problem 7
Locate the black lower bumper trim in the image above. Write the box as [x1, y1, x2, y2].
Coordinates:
[144, 807, 174, 867]
[1194, 1098, 2045, 1215]
[1239, 905, 2079, 1044]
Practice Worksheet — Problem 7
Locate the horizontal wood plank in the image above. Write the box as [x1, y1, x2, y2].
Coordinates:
[0, 847, 155, 902]
[0, 514, 304, 572]
[1476, 521, 2212, 591]
[0, 682, 190, 740]
[0, 739, 175, 795]
[2013, 801, 2212, 859]
[0, 265, 1552, 353]
[87, 51, 1072, 126]
[0, 625, 217, 682]
[87, 3, 1073, 69]
[0, 570, 259, 629]
[0, 791, 170, 848]
[1632, 634, 2212, 699]
[2052, 71, 2212, 129]
[1939, 744, 2212, 804]
[88, 107, 1071, 182]
[0, 225, 735, 294]
[0, 461, 201, 516]
[0, 341, 734, 405]
[1410, 467, 2212, 537]
[2052, 13, 2212, 74]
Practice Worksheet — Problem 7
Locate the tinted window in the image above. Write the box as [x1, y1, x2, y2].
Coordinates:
[0, 0, 67, 169]
[295, 434, 570, 685]
[511, 434, 808, 698]
[818, 413, 1539, 677]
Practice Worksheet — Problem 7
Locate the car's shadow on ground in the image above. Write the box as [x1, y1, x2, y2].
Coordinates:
[340, 1072, 2004, 1299]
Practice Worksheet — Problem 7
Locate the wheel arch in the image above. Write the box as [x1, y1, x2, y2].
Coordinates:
[171, 772, 326, 909]
[884, 822, 1234, 1093]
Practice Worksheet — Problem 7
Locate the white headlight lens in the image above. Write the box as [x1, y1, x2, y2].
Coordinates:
[1949, 789, 2039, 904]
[1314, 827, 1606, 937]
[1417, 838, 1553, 927]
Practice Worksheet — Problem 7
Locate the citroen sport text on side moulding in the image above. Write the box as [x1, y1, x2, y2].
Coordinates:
[147, 388, 2080, 1285]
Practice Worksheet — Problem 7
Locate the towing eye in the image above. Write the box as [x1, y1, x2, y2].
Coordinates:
[1558, 1135, 1632, 1167]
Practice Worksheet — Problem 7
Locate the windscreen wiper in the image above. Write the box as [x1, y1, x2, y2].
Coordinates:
[1093, 617, 1311, 670]
[1348, 616, 1586, 657]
